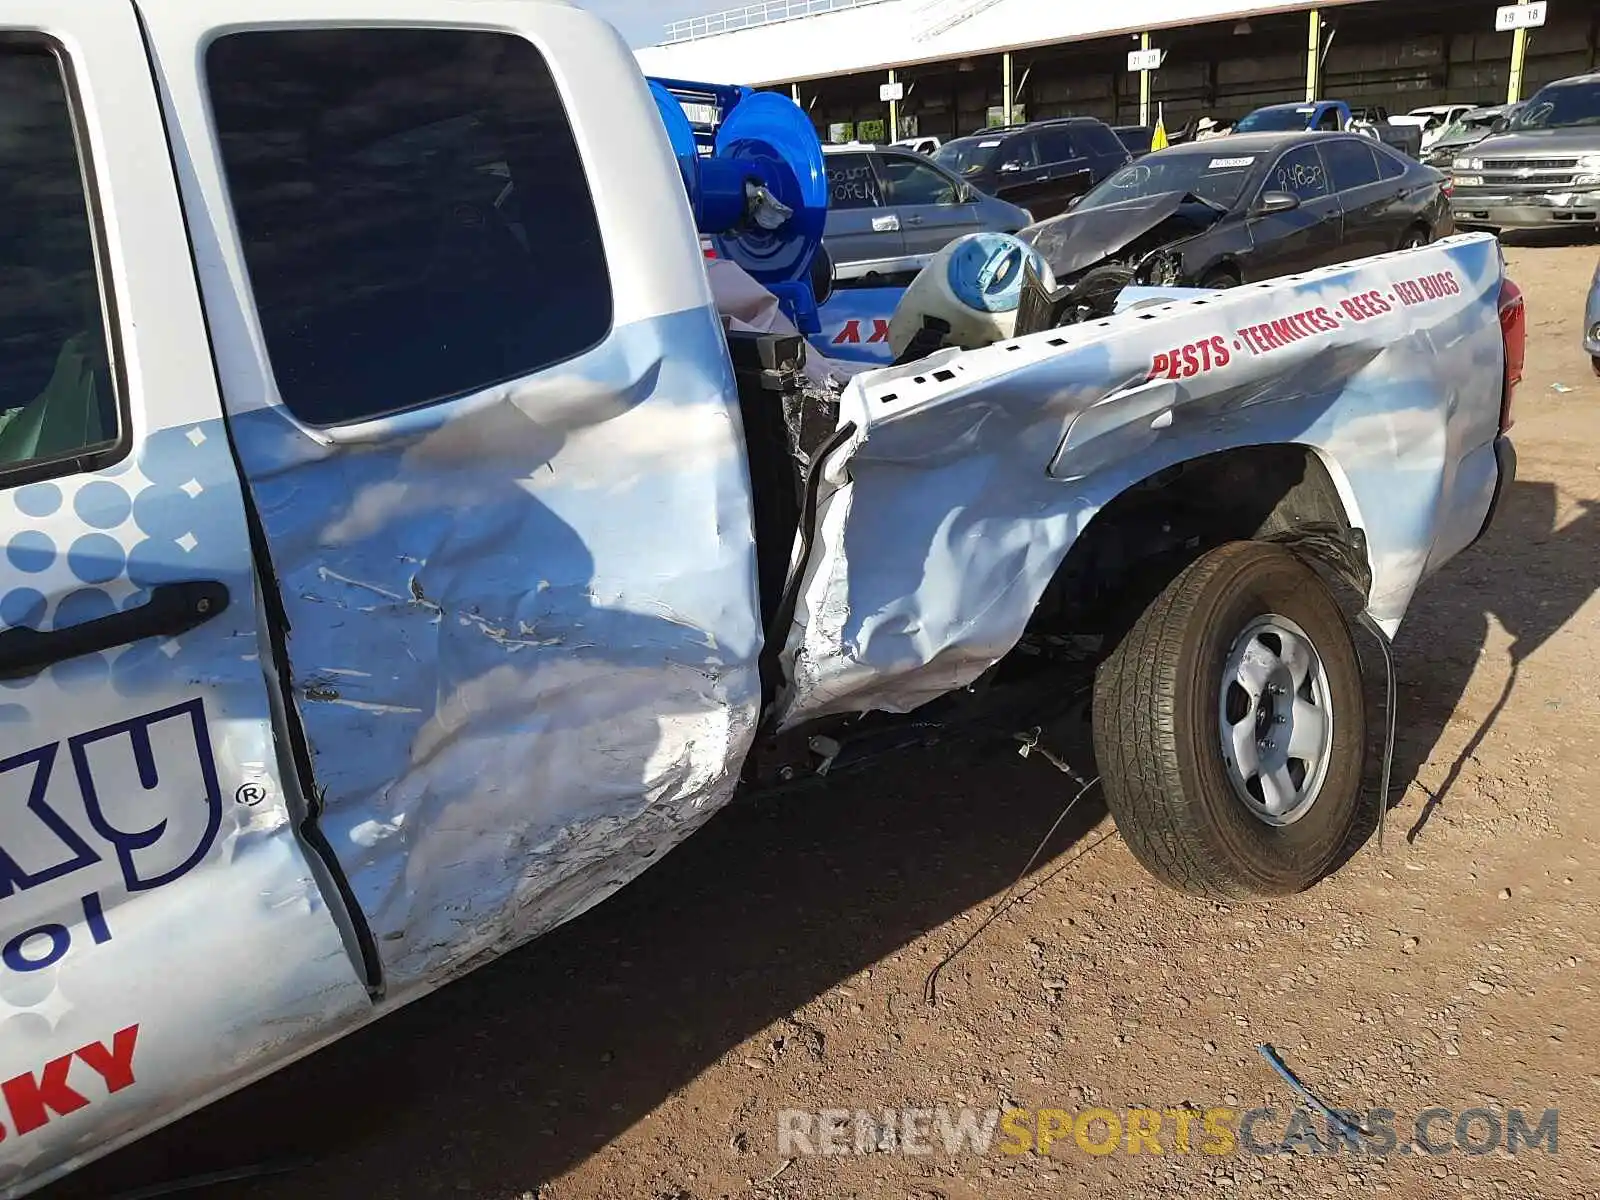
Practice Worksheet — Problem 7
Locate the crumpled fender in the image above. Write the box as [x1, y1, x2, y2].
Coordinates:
[776, 233, 1509, 728]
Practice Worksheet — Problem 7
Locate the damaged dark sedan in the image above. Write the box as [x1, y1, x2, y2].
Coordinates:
[1015, 132, 1453, 324]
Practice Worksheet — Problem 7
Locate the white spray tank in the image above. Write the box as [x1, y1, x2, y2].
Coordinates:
[887, 232, 1056, 358]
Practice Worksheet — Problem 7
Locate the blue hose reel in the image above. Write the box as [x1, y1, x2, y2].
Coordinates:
[648, 77, 829, 334]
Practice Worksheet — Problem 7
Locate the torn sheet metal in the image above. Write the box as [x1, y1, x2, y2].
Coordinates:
[777, 233, 1508, 728]
[226, 309, 764, 995]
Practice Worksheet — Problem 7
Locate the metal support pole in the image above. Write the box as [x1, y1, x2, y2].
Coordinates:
[888, 68, 899, 141]
[1306, 9, 1321, 101]
[1002, 52, 1014, 126]
[1508, 0, 1531, 104]
[791, 83, 800, 104]
[1139, 32, 1152, 126]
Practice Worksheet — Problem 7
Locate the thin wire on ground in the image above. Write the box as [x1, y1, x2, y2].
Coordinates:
[923, 763, 1103, 1006]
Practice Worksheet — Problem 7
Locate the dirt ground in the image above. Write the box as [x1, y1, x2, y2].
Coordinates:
[46, 240, 1600, 1200]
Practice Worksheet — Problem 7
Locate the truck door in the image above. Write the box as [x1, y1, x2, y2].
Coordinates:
[0, 4, 370, 1186]
[137, 1, 765, 996]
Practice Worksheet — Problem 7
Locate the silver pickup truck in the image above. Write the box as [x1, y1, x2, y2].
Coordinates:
[1450, 72, 1600, 230]
[0, 0, 1524, 1193]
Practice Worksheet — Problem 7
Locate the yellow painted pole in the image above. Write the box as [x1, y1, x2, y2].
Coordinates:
[1140, 32, 1152, 126]
[1306, 9, 1321, 101]
[1003, 52, 1015, 126]
[1508, 0, 1531, 104]
[888, 68, 899, 141]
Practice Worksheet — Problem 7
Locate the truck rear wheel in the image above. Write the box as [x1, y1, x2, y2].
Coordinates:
[1092, 542, 1365, 899]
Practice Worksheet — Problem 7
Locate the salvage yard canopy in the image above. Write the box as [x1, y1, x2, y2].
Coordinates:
[634, 0, 1378, 87]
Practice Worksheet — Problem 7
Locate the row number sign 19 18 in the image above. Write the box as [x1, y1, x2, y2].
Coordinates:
[1494, 2, 1547, 32]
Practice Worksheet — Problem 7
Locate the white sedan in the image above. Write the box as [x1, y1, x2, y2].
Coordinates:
[1393, 104, 1490, 150]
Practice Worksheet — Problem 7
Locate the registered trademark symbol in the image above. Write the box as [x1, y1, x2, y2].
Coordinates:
[235, 782, 269, 807]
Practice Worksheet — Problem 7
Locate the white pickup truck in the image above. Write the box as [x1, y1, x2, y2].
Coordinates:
[0, 0, 1524, 1192]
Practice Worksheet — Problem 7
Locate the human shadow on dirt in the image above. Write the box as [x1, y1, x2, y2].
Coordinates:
[41, 729, 1109, 1200]
[1337, 478, 1600, 855]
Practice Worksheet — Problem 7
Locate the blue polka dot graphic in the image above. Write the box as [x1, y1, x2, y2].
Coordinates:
[0, 587, 46, 629]
[74, 480, 134, 530]
[7, 531, 56, 574]
[15, 482, 63, 519]
[127, 539, 192, 590]
[53, 587, 115, 630]
[68, 533, 127, 586]
[52, 650, 110, 692]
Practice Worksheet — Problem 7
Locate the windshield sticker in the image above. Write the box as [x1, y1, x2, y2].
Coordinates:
[1208, 157, 1255, 169]
[1296, 106, 1316, 113]
[979, 140, 1002, 148]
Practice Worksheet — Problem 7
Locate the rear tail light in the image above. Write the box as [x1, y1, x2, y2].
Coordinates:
[1497, 277, 1526, 433]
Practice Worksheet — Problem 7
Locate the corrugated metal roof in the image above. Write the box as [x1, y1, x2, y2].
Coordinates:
[663, 0, 894, 44]
[635, 0, 1377, 87]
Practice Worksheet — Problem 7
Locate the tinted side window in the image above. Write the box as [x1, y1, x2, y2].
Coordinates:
[1117, 128, 1154, 156]
[1083, 123, 1128, 158]
[1315, 108, 1342, 132]
[879, 156, 958, 206]
[1000, 134, 1041, 170]
[1323, 139, 1383, 191]
[826, 154, 883, 209]
[1267, 146, 1330, 200]
[1035, 128, 1079, 164]
[1374, 145, 1407, 180]
[207, 29, 611, 428]
[0, 45, 119, 479]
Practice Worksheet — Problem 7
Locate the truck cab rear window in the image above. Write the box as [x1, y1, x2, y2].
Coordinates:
[206, 28, 612, 427]
[0, 44, 119, 480]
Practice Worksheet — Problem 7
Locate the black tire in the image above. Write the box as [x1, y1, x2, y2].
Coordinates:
[1399, 226, 1431, 251]
[1200, 266, 1241, 289]
[1091, 541, 1366, 899]
[1072, 262, 1135, 318]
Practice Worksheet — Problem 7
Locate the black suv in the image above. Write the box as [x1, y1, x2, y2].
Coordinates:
[934, 117, 1132, 220]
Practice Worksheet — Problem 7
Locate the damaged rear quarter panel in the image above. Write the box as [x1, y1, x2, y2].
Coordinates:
[779, 234, 1507, 727]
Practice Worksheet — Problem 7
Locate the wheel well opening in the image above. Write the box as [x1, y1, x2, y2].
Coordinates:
[1027, 444, 1370, 643]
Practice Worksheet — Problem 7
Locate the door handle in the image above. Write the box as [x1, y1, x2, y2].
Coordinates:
[872, 214, 901, 233]
[0, 580, 230, 681]
[905, 215, 925, 226]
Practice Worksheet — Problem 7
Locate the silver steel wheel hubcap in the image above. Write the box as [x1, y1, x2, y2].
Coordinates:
[1218, 614, 1335, 827]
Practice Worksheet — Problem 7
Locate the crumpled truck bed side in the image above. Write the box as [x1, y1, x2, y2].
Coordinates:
[778, 233, 1507, 728]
